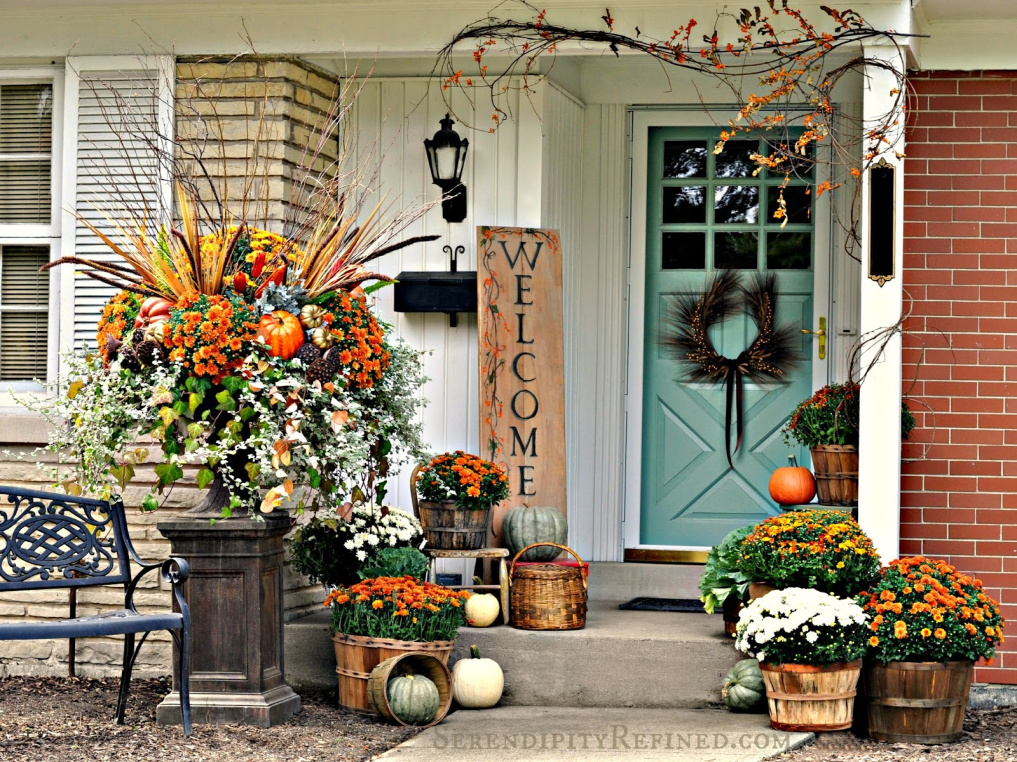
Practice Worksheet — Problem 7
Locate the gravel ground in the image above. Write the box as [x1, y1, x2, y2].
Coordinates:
[0, 676, 419, 762]
[0, 676, 1014, 762]
[782, 705, 1017, 762]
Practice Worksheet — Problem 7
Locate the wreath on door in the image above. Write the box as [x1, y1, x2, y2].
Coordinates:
[664, 270, 800, 468]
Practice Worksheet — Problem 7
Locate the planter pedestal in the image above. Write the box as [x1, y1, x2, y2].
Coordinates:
[155, 512, 301, 728]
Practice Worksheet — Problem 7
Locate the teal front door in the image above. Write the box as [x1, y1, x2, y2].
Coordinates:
[639, 127, 817, 548]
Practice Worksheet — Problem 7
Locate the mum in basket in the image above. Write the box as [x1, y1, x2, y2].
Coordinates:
[327, 576, 470, 713]
[735, 588, 870, 732]
[858, 556, 1006, 744]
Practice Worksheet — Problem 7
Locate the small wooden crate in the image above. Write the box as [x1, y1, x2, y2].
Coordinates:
[509, 543, 588, 630]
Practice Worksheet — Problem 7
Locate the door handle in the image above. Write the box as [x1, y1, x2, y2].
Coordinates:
[800, 316, 827, 360]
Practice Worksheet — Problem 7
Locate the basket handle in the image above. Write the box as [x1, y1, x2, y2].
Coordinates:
[410, 463, 424, 520]
[509, 542, 588, 591]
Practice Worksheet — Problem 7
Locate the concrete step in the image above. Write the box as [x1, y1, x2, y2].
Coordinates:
[285, 600, 740, 709]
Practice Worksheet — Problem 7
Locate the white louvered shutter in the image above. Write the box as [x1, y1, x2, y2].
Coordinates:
[0, 83, 53, 224]
[73, 71, 162, 349]
[0, 83, 53, 382]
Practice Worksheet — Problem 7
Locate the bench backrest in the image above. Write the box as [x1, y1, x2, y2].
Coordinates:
[0, 487, 132, 591]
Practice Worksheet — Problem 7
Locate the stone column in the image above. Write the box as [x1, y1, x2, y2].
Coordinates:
[155, 512, 300, 727]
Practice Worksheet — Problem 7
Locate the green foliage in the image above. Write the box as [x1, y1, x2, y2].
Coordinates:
[357, 547, 429, 581]
[698, 524, 754, 614]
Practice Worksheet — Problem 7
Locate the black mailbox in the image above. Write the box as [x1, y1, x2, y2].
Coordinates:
[393, 270, 477, 326]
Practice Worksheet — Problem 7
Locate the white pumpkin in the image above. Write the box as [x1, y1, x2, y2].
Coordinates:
[451, 645, 504, 708]
[464, 592, 500, 627]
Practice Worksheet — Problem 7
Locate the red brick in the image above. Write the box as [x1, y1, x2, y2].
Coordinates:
[949, 524, 1001, 540]
[980, 123, 1017, 139]
[906, 142, 954, 160]
[976, 508, 1014, 523]
[952, 429, 1004, 445]
[956, 206, 1006, 222]
[912, 111, 954, 127]
[981, 222, 1017, 237]
[925, 285, 980, 301]
[954, 174, 1006, 191]
[905, 522, 948, 539]
[910, 206, 953, 222]
[951, 364, 1005, 381]
[906, 174, 952, 190]
[978, 382, 1017, 397]
[952, 492, 1003, 509]
[924, 507, 977, 523]
[923, 540, 977, 556]
[949, 397, 1000, 414]
[977, 318, 1017, 333]
[953, 143, 1008, 158]
[978, 476, 1017, 492]
[914, 80, 960, 95]
[899, 539, 924, 555]
[953, 270, 1002, 286]
[953, 237, 1006, 253]
[929, 160, 984, 176]
[950, 460, 1002, 476]
[956, 110, 1008, 126]
[960, 79, 1014, 95]
[924, 475, 979, 492]
[924, 127, 983, 143]
[1001, 525, 1017, 541]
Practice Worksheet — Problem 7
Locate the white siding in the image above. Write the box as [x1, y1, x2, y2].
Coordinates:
[70, 68, 165, 350]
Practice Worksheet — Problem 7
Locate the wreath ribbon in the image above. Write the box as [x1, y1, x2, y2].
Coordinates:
[665, 271, 800, 470]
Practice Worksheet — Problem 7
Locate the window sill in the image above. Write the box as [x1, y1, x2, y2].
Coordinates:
[0, 409, 52, 445]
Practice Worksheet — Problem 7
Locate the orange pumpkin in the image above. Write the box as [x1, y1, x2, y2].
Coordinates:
[257, 310, 305, 360]
[768, 455, 816, 506]
[134, 296, 174, 329]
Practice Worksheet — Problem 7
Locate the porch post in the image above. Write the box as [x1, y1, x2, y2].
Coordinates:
[857, 44, 907, 562]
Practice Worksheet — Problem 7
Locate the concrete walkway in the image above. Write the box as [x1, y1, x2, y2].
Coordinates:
[376, 706, 813, 761]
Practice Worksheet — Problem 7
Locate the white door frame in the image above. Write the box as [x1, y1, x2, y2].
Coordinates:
[622, 107, 834, 552]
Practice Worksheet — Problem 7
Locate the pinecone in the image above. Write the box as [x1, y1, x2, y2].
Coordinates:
[294, 343, 321, 367]
[119, 348, 142, 373]
[135, 340, 165, 367]
[323, 347, 343, 367]
[305, 358, 337, 385]
[132, 328, 146, 345]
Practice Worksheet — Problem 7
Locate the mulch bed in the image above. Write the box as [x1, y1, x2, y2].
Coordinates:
[782, 705, 1017, 762]
[0, 676, 419, 762]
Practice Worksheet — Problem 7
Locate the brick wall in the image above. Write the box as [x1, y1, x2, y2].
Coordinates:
[903, 70, 1017, 685]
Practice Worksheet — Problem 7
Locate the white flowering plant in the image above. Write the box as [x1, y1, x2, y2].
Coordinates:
[288, 501, 425, 587]
[735, 587, 870, 666]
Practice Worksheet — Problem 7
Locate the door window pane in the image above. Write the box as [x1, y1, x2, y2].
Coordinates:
[715, 232, 758, 269]
[715, 140, 757, 178]
[663, 141, 707, 178]
[766, 144, 814, 179]
[663, 186, 706, 224]
[715, 185, 758, 224]
[766, 232, 811, 269]
[662, 232, 706, 270]
[768, 185, 811, 225]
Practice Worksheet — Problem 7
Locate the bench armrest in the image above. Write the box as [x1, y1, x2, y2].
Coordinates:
[125, 557, 190, 618]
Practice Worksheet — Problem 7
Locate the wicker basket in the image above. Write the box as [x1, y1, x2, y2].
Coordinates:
[332, 632, 454, 713]
[410, 463, 491, 550]
[367, 652, 453, 728]
[509, 542, 588, 630]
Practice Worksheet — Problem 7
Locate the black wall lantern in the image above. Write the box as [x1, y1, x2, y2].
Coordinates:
[424, 113, 469, 223]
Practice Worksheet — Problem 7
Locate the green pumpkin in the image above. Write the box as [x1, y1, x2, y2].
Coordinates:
[387, 673, 440, 725]
[503, 506, 568, 561]
[722, 659, 766, 713]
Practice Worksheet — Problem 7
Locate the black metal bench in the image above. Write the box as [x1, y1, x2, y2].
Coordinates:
[0, 487, 192, 735]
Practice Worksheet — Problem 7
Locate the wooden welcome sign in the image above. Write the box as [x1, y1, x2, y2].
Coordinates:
[477, 227, 566, 543]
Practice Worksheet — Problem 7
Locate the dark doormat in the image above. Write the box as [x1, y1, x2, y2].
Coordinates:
[618, 597, 712, 613]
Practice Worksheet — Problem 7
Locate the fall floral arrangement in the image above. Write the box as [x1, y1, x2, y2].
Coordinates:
[859, 556, 1006, 664]
[782, 382, 916, 449]
[22, 73, 436, 516]
[325, 576, 470, 642]
[735, 587, 870, 666]
[289, 502, 425, 588]
[415, 451, 511, 511]
[737, 510, 881, 596]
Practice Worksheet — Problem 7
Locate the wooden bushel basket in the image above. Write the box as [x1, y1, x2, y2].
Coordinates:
[866, 660, 974, 744]
[367, 652, 453, 727]
[410, 464, 491, 550]
[332, 632, 454, 713]
[810, 445, 858, 506]
[760, 660, 862, 732]
[509, 543, 588, 630]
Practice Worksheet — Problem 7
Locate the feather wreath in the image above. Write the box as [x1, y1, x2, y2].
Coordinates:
[664, 270, 800, 467]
